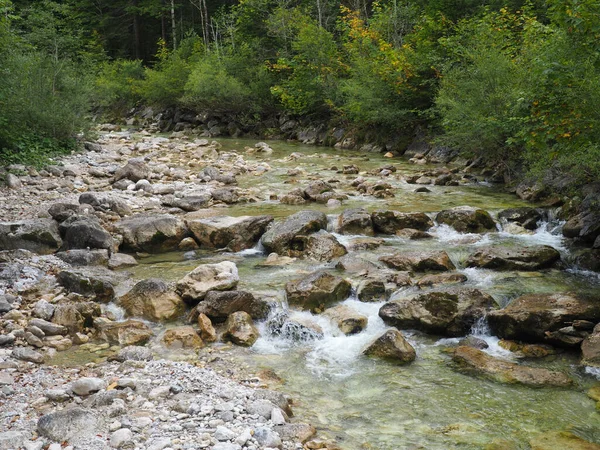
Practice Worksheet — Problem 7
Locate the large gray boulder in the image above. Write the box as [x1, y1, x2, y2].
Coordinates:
[371, 211, 433, 234]
[379, 288, 497, 336]
[0, 219, 62, 254]
[59, 215, 114, 250]
[114, 158, 150, 182]
[337, 208, 374, 235]
[285, 271, 351, 311]
[176, 261, 239, 303]
[379, 250, 455, 272]
[56, 267, 120, 302]
[436, 206, 496, 233]
[118, 278, 185, 321]
[115, 214, 189, 253]
[186, 215, 273, 252]
[261, 211, 327, 255]
[466, 245, 561, 270]
[37, 408, 98, 442]
[195, 290, 271, 322]
[301, 230, 347, 261]
[498, 207, 544, 230]
[56, 249, 110, 267]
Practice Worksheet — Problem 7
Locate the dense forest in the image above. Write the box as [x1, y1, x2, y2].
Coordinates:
[1, 0, 599, 191]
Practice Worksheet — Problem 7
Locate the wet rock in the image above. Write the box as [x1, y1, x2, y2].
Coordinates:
[395, 228, 433, 239]
[261, 210, 328, 255]
[498, 207, 543, 230]
[37, 408, 97, 442]
[285, 271, 351, 311]
[582, 324, 600, 367]
[335, 255, 379, 274]
[458, 336, 489, 349]
[337, 208, 374, 235]
[56, 249, 109, 267]
[119, 278, 185, 321]
[223, 311, 259, 346]
[452, 346, 572, 387]
[108, 253, 138, 269]
[195, 290, 271, 322]
[498, 340, 556, 358]
[466, 245, 561, 271]
[176, 261, 239, 303]
[363, 329, 416, 363]
[346, 237, 385, 251]
[357, 279, 387, 302]
[0, 219, 62, 254]
[163, 326, 203, 349]
[12, 347, 44, 364]
[379, 288, 497, 336]
[304, 180, 334, 200]
[487, 292, 600, 345]
[114, 158, 150, 182]
[197, 313, 217, 342]
[436, 206, 496, 233]
[371, 211, 434, 234]
[186, 215, 273, 252]
[52, 302, 101, 334]
[416, 272, 468, 288]
[71, 377, 107, 396]
[99, 320, 153, 346]
[323, 304, 368, 335]
[380, 250, 455, 272]
[57, 267, 118, 302]
[302, 230, 347, 261]
[529, 431, 600, 450]
[58, 216, 114, 251]
[274, 423, 316, 443]
[575, 248, 600, 272]
[267, 312, 324, 341]
[115, 214, 189, 253]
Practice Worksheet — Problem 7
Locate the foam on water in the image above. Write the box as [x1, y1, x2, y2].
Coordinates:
[430, 224, 492, 246]
[585, 366, 600, 379]
[103, 302, 126, 321]
[460, 267, 496, 289]
[498, 220, 567, 250]
[470, 317, 516, 360]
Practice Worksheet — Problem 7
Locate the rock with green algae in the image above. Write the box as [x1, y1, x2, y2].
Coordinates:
[529, 431, 600, 450]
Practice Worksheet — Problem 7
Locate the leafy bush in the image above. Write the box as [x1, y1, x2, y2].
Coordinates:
[94, 59, 145, 115]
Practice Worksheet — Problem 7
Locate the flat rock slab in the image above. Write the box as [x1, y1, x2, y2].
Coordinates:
[187, 215, 273, 252]
[115, 214, 189, 253]
[466, 245, 561, 271]
[37, 407, 98, 442]
[0, 219, 62, 254]
[380, 250, 455, 272]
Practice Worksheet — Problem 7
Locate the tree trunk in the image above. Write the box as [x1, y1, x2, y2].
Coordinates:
[171, 0, 177, 50]
[132, 0, 141, 59]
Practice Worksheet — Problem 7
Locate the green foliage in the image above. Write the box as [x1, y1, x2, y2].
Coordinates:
[94, 59, 145, 115]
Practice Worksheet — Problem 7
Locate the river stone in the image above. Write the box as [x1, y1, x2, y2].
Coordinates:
[115, 214, 189, 253]
[223, 311, 259, 346]
[79, 192, 132, 216]
[582, 325, 600, 367]
[98, 320, 153, 346]
[119, 278, 185, 321]
[261, 210, 328, 255]
[108, 253, 138, 269]
[363, 329, 416, 363]
[336, 255, 380, 274]
[33, 300, 54, 321]
[162, 326, 203, 349]
[487, 292, 600, 344]
[37, 408, 97, 442]
[113, 345, 153, 362]
[197, 313, 217, 342]
[0, 219, 62, 254]
[29, 318, 67, 336]
[337, 208, 374, 235]
[530, 431, 600, 450]
[273, 423, 316, 443]
[110, 428, 133, 449]
[12, 347, 44, 364]
[322, 304, 368, 335]
[379, 288, 497, 336]
[285, 271, 352, 311]
[357, 279, 388, 302]
[176, 261, 239, 303]
[56, 267, 118, 302]
[301, 230, 347, 261]
[498, 207, 544, 230]
[168, 194, 212, 212]
[48, 203, 80, 223]
[451, 346, 572, 387]
[416, 272, 468, 288]
[56, 249, 109, 266]
[254, 427, 282, 448]
[267, 312, 324, 341]
[52, 302, 101, 334]
[71, 377, 107, 396]
[58, 216, 114, 250]
[466, 245, 561, 271]
[458, 335, 489, 349]
[371, 211, 434, 234]
[0, 431, 27, 450]
[195, 290, 271, 322]
[114, 158, 150, 182]
[380, 250, 455, 272]
[186, 215, 273, 252]
[436, 206, 496, 233]
[346, 237, 385, 251]
[304, 180, 334, 200]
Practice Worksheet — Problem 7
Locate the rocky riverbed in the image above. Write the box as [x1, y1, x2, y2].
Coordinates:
[1, 128, 600, 449]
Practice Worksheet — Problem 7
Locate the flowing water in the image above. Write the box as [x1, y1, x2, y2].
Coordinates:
[108, 138, 600, 448]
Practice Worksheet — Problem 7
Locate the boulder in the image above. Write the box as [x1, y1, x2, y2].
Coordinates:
[380, 250, 455, 272]
[466, 246, 561, 271]
[29, 318, 67, 336]
[582, 324, 600, 367]
[168, 194, 212, 212]
[211, 187, 239, 204]
[71, 377, 106, 396]
[487, 292, 600, 344]
[56, 267, 119, 302]
[395, 228, 433, 240]
[357, 279, 388, 302]
[114, 158, 150, 182]
[115, 214, 189, 253]
[195, 290, 271, 322]
[416, 272, 468, 288]
[498, 207, 543, 230]
[12, 347, 44, 364]
[37, 408, 97, 442]
[379, 288, 497, 336]
[261, 211, 328, 255]
[337, 208, 374, 235]
[436, 206, 496, 233]
[98, 320, 153, 346]
[56, 249, 109, 266]
[451, 346, 572, 387]
[79, 193, 132, 216]
[371, 211, 433, 234]
[285, 271, 351, 311]
[267, 312, 324, 341]
[323, 304, 368, 335]
[0, 219, 62, 254]
[301, 230, 347, 261]
[336, 255, 380, 274]
[530, 431, 600, 450]
[58, 215, 114, 250]
[223, 311, 259, 346]
[119, 278, 185, 321]
[273, 423, 316, 443]
[363, 329, 416, 363]
[176, 261, 239, 303]
[162, 326, 203, 349]
[303, 180, 333, 200]
[113, 346, 153, 362]
[108, 253, 138, 270]
[52, 302, 101, 334]
[197, 313, 217, 342]
[48, 203, 80, 222]
[186, 215, 273, 252]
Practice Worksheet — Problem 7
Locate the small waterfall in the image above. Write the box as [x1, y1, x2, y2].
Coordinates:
[468, 315, 515, 359]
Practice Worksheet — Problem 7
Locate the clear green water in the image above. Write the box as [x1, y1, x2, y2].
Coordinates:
[98, 138, 600, 448]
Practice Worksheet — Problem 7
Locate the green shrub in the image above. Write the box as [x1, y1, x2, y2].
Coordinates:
[94, 59, 145, 115]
